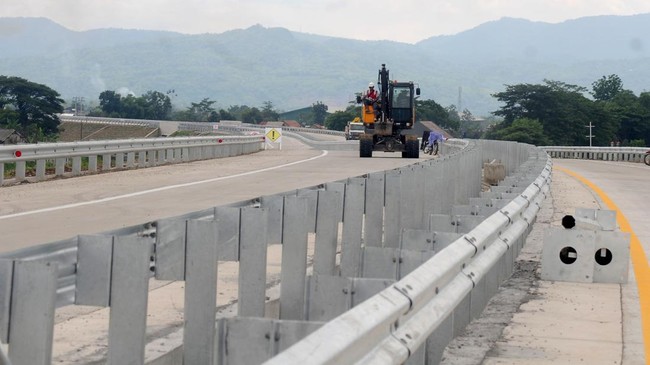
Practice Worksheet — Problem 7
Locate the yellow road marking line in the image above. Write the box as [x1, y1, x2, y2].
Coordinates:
[556, 166, 650, 364]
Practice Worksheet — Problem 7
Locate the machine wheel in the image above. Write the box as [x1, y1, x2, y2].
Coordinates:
[403, 136, 419, 159]
[644, 152, 650, 166]
[360, 134, 373, 158]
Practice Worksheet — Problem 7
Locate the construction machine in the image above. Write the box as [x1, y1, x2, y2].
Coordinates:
[345, 117, 365, 140]
[356, 64, 420, 158]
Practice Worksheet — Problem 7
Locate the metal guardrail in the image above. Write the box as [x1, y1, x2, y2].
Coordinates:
[0, 135, 264, 185]
[541, 146, 648, 162]
[0, 135, 550, 364]
[266, 154, 550, 364]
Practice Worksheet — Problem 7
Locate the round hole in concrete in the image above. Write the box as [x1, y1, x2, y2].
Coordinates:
[561, 215, 576, 229]
[559, 246, 578, 264]
[594, 248, 613, 266]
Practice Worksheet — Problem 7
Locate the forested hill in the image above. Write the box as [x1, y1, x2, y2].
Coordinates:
[1, 15, 649, 115]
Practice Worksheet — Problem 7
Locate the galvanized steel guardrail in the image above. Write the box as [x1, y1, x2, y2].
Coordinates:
[266, 146, 550, 364]
[0, 135, 264, 186]
[0, 138, 550, 365]
[541, 145, 648, 162]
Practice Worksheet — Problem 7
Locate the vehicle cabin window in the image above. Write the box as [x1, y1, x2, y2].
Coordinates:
[393, 88, 411, 108]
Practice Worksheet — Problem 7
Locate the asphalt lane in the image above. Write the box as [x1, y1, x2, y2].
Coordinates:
[0, 137, 426, 252]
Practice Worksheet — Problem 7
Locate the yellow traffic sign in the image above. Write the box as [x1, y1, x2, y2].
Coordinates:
[266, 128, 281, 142]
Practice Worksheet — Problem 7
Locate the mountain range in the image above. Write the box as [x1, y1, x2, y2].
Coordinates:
[1, 15, 649, 116]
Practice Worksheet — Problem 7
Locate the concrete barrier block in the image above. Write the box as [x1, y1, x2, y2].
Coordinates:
[541, 228, 595, 283]
[593, 231, 630, 284]
[574, 208, 617, 231]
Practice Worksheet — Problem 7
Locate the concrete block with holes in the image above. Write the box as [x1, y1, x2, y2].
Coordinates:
[541, 228, 596, 283]
[541, 227, 630, 283]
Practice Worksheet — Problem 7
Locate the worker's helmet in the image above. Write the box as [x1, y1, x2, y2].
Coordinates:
[368, 82, 374, 88]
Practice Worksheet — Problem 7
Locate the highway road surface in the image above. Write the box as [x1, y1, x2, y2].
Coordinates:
[0, 136, 426, 252]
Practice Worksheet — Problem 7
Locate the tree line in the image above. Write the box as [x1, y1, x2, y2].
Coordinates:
[1, 74, 648, 146]
[486, 75, 650, 146]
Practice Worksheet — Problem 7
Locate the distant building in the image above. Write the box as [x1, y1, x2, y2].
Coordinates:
[282, 120, 302, 128]
[0, 129, 23, 144]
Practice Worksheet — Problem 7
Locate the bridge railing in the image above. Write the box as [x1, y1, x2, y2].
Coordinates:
[0, 135, 264, 186]
[542, 146, 648, 162]
[0, 139, 550, 365]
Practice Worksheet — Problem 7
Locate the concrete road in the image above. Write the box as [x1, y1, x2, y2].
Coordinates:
[442, 159, 649, 365]
[0, 136, 426, 252]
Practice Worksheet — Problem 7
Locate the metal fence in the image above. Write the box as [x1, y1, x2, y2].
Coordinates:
[542, 146, 648, 162]
[0, 135, 264, 186]
[0, 139, 550, 364]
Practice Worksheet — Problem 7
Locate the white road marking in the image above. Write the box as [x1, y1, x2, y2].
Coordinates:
[0, 150, 328, 220]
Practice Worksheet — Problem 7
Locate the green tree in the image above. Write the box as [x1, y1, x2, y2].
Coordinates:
[219, 109, 235, 120]
[311, 101, 329, 125]
[98, 90, 123, 116]
[186, 98, 217, 122]
[486, 118, 550, 145]
[415, 99, 455, 129]
[241, 107, 263, 124]
[325, 106, 357, 131]
[445, 105, 462, 132]
[459, 109, 482, 138]
[261, 101, 279, 121]
[142, 90, 172, 120]
[121, 94, 145, 119]
[0, 76, 64, 142]
[605, 90, 649, 145]
[591, 74, 624, 101]
[492, 80, 606, 146]
[226, 105, 250, 121]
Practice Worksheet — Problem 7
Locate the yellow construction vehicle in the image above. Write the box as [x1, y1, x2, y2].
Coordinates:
[355, 64, 420, 158]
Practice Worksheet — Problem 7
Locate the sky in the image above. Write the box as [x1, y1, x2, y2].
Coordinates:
[3, 0, 650, 43]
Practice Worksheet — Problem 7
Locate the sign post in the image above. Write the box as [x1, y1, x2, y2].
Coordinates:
[264, 128, 282, 150]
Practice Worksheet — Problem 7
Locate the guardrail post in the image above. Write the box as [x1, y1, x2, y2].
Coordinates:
[384, 172, 401, 248]
[183, 219, 219, 364]
[399, 168, 419, 232]
[7, 260, 57, 365]
[279, 196, 309, 320]
[340, 178, 366, 278]
[108, 235, 151, 365]
[296, 189, 318, 233]
[238, 207, 269, 317]
[99, 154, 109, 170]
[14, 161, 25, 182]
[35, 159, 46, 180]
[88, 155, 98, 172]
[136, 151, 145, 167]
[72, 156, 82, 175]
[313, 190, 343, 276]
[124, 152, 134, 168]
[261, 195, 284, 245]
[214, 206, 241, 261]
[364, 172, 385, 247]
[0, 260, 13, 344]
[76, 235, 113, 306]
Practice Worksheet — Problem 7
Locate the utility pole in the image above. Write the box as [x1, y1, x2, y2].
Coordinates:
[586, 122, 595, 147]
[72, 96, 85, 116]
